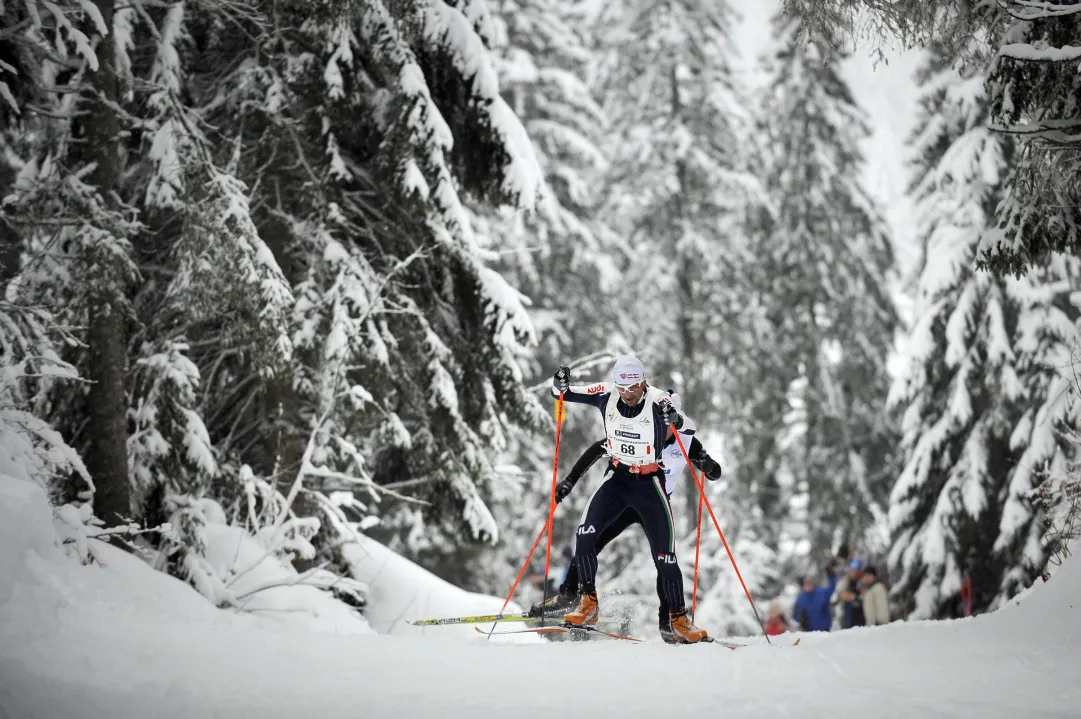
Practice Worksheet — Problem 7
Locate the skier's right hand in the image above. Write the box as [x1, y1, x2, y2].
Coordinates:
[554, 478, 575, 503]
[553, 365, 571, 393]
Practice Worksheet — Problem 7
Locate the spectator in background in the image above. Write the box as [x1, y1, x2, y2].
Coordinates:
[792, 567, 838, 632]
[765, 601, 789, 636]
[860, 565, 890, 625]
[835, 543, 857, 575]
[833, 557, 867, 629]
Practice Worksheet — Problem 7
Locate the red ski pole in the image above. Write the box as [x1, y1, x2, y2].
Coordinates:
[672, 431, 771, 644]
[495, 521, 548, 612]
[539, 394, 566, 626]
[485, 393, 565, 638]
[692, 482, 703, 620]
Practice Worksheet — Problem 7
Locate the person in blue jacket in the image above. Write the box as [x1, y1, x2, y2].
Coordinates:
[792, 567, 838, 632]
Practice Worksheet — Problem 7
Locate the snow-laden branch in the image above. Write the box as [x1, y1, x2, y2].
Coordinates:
[989, 121, 1081, 146]
[1002, 1, 1081, 21]
[301, 466, 429, 506]
[998, 42, 1081, 62]
[271, 398, 336, 534]
[524, 350, 620, 393]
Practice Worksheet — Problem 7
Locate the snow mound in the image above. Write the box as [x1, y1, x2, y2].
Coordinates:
[987, 556, 1081, 643]
[5, 466, 1081, 719]
[341, 536, 537, 641]
[0, 473, 58, 606]
[197, 522, 375, 635]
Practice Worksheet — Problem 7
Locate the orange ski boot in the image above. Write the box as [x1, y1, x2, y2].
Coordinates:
[669, 610, 709, 643]
[563, 591, 599, 626]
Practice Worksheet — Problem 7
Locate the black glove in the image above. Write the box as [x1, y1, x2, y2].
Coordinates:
[554, 478, 576, 503]
[697, 456, 722, 481]
[553, 365, 571, 393]
[659, 398, 682, 428]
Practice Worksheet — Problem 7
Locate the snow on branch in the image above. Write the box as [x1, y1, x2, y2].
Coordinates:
[128, 341, 218, 508]
[422, 0, 543, 210]
[168, 170, 294, 377]
[1003, 1, 1081, 21]
[998, 42, 1081, 63]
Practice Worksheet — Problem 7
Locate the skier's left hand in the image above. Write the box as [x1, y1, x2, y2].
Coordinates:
[554, 478, 576, 503]
[698, 457, 723, 481]
[659, 398, 682, 429]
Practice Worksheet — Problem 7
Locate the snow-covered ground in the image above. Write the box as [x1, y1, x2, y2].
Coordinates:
[3, 473, 1080, 719]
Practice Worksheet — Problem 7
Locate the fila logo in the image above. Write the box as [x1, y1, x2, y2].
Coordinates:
[656, 552, 677, 564]
[577, 525, 596, 535]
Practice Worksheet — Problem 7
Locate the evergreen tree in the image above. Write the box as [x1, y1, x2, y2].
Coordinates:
[460, 0, 622, 592]
[751, 9, 901, 561]
[2, 0, 559, 602]
[592, 0, 764, 518]
[887, 41, 1081, 620]
[980, 4, 1081, 276]
[778, 0, 1081, 276]
[1, 0, 142, 527]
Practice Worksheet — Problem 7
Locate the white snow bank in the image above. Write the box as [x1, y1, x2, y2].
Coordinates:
[0, 473, 57, 606]
[986, 557, 1081, 643]
[3, 465, 1081, 719]
[341, 536, 538, 641]
[0, 473, 372, 637]
[198, 522, 375, 636]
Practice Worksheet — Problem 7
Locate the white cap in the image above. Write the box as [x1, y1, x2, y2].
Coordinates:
[612, 355, 646, 387]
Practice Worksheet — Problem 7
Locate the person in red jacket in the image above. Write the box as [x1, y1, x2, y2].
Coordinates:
[764, 601, 788, 636]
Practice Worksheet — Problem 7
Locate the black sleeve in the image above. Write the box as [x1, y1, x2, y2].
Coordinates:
[688, 437, 722, 478]
[552, 382, 610, 409]
[688, 436, 707, 462]
[651, 404, 664, 455]
[564, 439, 607, 486]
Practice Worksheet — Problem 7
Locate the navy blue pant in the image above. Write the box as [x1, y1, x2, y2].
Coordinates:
[561, 506, 669, 620]
[572, 470, 685, 613]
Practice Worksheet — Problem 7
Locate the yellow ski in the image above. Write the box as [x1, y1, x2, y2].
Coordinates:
[410, 612, 533, 626]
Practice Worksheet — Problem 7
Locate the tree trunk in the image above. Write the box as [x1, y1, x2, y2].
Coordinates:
[83, 0, 131, 527]
[258, 214, 305, 489]
[258, 213, 318, 571]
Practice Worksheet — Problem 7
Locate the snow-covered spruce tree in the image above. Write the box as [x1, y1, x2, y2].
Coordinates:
[459, 0, 626, 593]
[887, 41, 1081, 620]
[572, 0, 788, 618]
[978, 4, 1081, 277]
[157, 0, 551, 580]
[1, 0, 142, 528]
[591, 0, 763, 504]
[751, 9, 900, 561]
[777, 1, 1081, 276]
[600, 0, 764, 405]
[0, 299, 92, 502]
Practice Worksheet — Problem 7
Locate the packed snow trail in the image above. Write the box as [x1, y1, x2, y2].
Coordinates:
[3, 478, 1081, 718]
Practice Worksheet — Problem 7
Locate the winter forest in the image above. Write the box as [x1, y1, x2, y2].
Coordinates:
[3, 0, 1081, 671]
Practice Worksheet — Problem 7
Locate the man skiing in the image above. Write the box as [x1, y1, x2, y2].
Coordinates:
[530, 391, 723, 643]
[548, 355, 711, 643]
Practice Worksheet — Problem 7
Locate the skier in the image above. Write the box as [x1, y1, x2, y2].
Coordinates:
[529, 391, 723, 643]
[549, 355, 711, 643]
